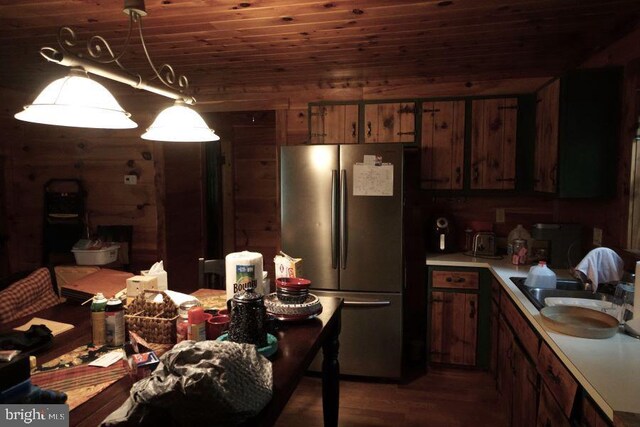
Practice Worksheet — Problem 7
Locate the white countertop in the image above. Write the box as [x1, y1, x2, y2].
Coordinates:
[426, 252, 640, 420]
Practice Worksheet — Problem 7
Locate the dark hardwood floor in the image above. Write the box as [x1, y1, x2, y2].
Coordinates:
[277, 366, 508, 427]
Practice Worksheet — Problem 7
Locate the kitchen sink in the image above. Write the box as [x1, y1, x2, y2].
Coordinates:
[510, 277, 613, 310]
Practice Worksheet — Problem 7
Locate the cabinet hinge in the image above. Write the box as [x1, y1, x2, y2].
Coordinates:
[309, 109, 327, 116]
[397, 131, 416, 136]
[310, 132, 327, 137]
[423, 109, 441, 113]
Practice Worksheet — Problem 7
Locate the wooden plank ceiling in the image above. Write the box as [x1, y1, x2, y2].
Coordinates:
[1, 0, 640, 93]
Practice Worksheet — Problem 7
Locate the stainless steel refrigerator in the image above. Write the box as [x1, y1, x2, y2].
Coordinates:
[280, 143, 406, 379]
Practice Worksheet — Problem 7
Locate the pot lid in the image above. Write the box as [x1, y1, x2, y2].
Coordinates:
[234, 287, 262, 303]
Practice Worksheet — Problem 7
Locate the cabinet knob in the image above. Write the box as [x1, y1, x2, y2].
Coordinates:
[351, 123, 356, 137]
[469, 300, 476, 318]
[455, 167, 461, 184]
[367, 121, 372, 138]
[473, 166, 479, 183]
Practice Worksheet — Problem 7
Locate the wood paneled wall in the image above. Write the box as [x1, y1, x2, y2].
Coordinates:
[1, 83, 163, 273]
[2, 31, 638, 276]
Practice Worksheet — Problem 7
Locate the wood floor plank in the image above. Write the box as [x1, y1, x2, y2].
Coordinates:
[277, 367, 508, 427]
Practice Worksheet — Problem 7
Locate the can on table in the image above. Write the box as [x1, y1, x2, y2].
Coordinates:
[91, 293, 108, 346]
[105, 297, 125, 347]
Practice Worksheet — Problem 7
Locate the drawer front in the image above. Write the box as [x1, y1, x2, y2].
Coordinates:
[432, 270, 479, 290]
[500, 295, 539, 360]
[538, 343, 578, 418]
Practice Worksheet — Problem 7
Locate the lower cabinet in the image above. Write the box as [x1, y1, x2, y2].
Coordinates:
[427, 267, 490, 368]
[497, 316, 538, 427]
[430, 291, 478, 365]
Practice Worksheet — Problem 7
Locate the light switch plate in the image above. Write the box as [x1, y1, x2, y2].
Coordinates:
[496, 208, 505, 223]
[593, 227, 603, 246]
[124, 175, 137, 185]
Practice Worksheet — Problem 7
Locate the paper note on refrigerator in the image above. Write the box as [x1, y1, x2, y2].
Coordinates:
[353, 163, 393, 196]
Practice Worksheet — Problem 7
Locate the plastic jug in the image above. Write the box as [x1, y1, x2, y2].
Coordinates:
[524, 261, 557, 288]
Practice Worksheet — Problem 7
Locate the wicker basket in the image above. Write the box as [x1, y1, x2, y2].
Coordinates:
[125, 290, 178, 344]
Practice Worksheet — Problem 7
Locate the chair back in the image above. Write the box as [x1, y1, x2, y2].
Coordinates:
[198, 258, 225, 289]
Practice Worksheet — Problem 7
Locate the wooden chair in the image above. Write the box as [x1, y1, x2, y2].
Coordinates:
[198, 257, 225, 289]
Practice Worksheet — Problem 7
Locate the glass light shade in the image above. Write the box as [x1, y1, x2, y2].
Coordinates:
[15, 73, 137, 129]
[141, 103, 220, 142]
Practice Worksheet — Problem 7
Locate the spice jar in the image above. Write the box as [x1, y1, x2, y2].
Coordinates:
[176, 300, 200, 343]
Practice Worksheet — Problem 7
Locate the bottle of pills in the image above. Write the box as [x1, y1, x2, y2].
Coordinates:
[91, 293, 108, 346]
[105, 297, 125, 347]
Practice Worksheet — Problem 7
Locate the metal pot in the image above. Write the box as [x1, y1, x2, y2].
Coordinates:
[226, 287, 267, 347]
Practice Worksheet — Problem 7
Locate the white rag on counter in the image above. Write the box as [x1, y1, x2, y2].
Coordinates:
[573, 247, 624, 292]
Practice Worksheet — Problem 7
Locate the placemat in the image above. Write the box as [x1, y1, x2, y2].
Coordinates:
[191, 288, 227, 310]
[31, 343, 172, 410]
[31, 363, 127, 410]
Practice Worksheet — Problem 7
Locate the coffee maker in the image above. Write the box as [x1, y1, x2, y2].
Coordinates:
[427, 215, 456, 253]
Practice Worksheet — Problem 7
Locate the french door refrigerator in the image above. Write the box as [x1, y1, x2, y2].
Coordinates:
[280, 143, 405, 378]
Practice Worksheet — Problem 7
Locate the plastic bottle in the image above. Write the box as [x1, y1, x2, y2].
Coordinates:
[187, 306, 207, 342]
[105, 298, 125, 346]
[91, 293, 108, 346]
[524, 261, 557, 289]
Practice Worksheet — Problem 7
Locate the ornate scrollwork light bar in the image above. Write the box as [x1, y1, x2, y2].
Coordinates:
[15, 0, 219, 142]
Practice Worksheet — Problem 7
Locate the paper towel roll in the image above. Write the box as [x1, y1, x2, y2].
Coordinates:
[225, 251, 265, 300]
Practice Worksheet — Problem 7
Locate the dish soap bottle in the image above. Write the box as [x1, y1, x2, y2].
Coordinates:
[507, 224, 531, 255]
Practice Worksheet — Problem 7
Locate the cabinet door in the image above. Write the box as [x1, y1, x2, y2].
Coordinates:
[533, 80, 560, 193]
[497, 316, 514, 417]
[537, 383, 571, 427]
[470, 98, 518, 190]
[430, 291, 478, 366]
[512, 342, 539, 427]
[490, 298, 499, 378]
[309, 104, 359, 144]
[364, 102, 415, 143]
[421, 100, 465, 190]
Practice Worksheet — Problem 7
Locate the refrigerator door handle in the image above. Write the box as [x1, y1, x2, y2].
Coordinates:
[340, 169, 347, 269]
[331, 169, 338, 269]
[344, 300, 392, 307]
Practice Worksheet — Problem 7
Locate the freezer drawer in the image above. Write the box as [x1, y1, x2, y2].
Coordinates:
[309, 290, 403, 379]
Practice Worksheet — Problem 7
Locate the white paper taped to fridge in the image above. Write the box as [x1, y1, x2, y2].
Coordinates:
[353, 163, 393, 196]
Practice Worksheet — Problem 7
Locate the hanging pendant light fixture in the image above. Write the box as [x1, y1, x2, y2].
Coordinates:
[142, 101, 220, 142]
[15, 68, 137, 129]
[15, 0, 219, 142]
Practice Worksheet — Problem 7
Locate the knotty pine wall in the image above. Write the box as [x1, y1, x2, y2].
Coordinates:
[2, 24, 639, 275]
[1, 82, 163, 273]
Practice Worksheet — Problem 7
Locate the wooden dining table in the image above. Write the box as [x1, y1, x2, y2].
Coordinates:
[1, 290, 343, 427]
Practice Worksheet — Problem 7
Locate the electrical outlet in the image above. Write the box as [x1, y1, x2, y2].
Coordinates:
[496, 208, 505, 223]
[593, 227, 603, 246]
[124, 175, 137, 185]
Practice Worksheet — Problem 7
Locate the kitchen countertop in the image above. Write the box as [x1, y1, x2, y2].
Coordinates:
[426, 252, 640, 422]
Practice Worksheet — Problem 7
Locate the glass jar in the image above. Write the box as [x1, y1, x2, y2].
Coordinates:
[176, 300, 200, 343]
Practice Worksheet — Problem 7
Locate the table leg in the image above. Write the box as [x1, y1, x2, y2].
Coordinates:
[322, 316, 340, 427]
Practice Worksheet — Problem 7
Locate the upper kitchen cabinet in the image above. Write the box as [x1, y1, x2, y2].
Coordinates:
[421, 100, 465, 190]
[309, 103, 359, 145]
[470, 98, 519, 190]
[533, 68, 622, 197]
[533, 80, 560, 193]
[364, 102, 416, 143]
